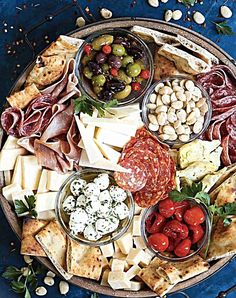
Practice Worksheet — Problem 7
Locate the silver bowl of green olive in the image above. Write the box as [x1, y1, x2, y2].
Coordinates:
[75, 28, 154, 106]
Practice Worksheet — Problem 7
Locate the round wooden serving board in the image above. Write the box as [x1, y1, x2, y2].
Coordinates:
[1, 18, 236, 298]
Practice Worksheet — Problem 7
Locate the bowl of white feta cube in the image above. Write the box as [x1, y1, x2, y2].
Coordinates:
[55, 169, 135, 246]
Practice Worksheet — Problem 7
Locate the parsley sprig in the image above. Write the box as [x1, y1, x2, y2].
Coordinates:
[213, 21, 234, 35]
[169, 182, 236, 227]
[74, 95, 118, 117]
[2, 263, 45, 298]
[15, 195, 37, 218]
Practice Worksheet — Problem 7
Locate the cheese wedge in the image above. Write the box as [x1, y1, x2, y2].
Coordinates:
[75, 115, 103, 164]
[96, 127, 131, 148]
[37, 169, 49, 193]
[3, 136, 21, 149]
[79, 109, 98, 149]
[47, 171, 72, 191]
[94, 139, 121, 164]
[22, 156, 42, 190]
[2, 183, 22, 202]
[105, 103, 140, 118]
[12, 189, 34, 216]
[11, 155, 23, 186]
[82, 117, 137, 136]
[35, 192, 57, 213]
[0, 148, 27, 171]
[79, 150, 129, 173]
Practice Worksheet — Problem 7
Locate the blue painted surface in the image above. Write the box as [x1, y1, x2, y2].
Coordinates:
[0, 1, 236, 297]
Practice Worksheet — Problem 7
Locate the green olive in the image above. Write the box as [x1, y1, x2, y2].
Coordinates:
[92, 74, 106, 87]
[102, 63, 109, 73]
[93, 86, 103, 95]
[83, 66, 93, 79]
[81, 51, 95, 65]
[126, 63, 141, 77]
[117, 69, 132, 85]
[136, 60, 145, 70]
[112, 44, 126, 57]
[92, 35, 114, 51]
[122, 55, 134, 67]
[114, 85, 132, 100]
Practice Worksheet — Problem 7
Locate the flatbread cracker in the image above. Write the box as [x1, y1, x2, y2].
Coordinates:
[156, 263, 181, 284]
[214, 173, 236, 206]
[21, 218, 48, 257]
[158, 44, 210, 75]
[207, 218, 236, 261]
[7, 84, 41, 109]
[25, 55, 66, 89]
[67, 238, 102, 280]
[43, 35, 83, 59]
[177, 35, 219, 66]
[36, 221, 72, 280]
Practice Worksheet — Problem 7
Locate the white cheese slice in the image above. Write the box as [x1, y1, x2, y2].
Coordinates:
[22, 156, 42, 190]
[116, 232, 133, 255]
[100, 269, 110, 286]
[94, 139, 121, 164]
[105, 103, 140, 118]
[35, 192, 57, 213]
[108, 271, 131, 290]
[47, 171, 72, 191]
[2, 183, 22, 203]
[11, 155, 22, 186]
[0, 148, 27, 171]
[96, 127, 131, 148]
[79, 149, 129, 173]
[124, 281, 144, 291]
[126, 265, 141, 280]
[37, 169, 49, 194]
[132, 215, 142, 237]
[3, 136, 21, 149]
[100, 243, 114, 258]
[12, 189, 34, 216]
[111, 259, 126, 272]
[37, 210, 56, 220]
[4, 170, 11, 186]
[126, 248, 146, 265]
[134, 237, 147, 249]
[79, 109, 98, 148]
[83, 117, 137, 136]
[75, 115, 103, 164]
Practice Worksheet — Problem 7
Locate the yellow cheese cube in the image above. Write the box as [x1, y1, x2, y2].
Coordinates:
[47, 170, 72, 191]
[2, 183, 22, 202]
[108, 272, 131, 290]
[22, 156, 42, 190]
[100, 243, 114, 258]
[3, 136, 20, 149]
[126, 248, 145, 265]
[111, 259, 126, 272]
[0, 148, 27, 171]
[35, 192, 57, 212]
[37, 210, 56, 220]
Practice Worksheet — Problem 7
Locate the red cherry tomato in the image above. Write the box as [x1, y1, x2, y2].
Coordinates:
[189, 225, 205, 244]
[110, 68, 118, 77]
[148, 233, 169, 252]
[174, 200, 190, 221]
[139, 69, 150, 80]
[166, 238, 175, 252]
[174, 238, 192, 257]
[159, 198, 175, 218]
[131, 82, 141, 91]
[84, 44, 92, 56]
[184, 206, 205, 226]
[163, 219, 189, 240]
[102, 44, 112, 55]
[145, 212, 166, 234]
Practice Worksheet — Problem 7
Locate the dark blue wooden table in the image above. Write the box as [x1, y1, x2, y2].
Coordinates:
[0, 1, 236, 297]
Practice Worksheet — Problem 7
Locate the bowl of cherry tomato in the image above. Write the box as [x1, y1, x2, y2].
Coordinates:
[75, 28, 154, 106]
[141, 197, 211, 261]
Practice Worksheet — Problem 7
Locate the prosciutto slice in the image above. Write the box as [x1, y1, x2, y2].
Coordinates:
[197, 65, 236, 165]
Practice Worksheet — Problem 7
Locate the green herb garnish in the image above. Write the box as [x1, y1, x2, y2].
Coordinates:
[15, 195, 37, 218]
[2, 263, 45, 298]
[181, 0, 195, 7]
[74, 95, 118, 117]
[213, 21, 234, 35]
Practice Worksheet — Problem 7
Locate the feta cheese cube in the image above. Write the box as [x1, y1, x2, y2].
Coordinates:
[126, 248, 145, 265]
[111, 259, 126, 272]
[126, 265, 141, 280]
[101, 269, 110, 286]
[124, 281, 144, 291]
[139, 251, 153, 267]
[100, 243, 114, 258]
[108, 272, 131, 290]
[116, 232, 133, 255]
[134, 237, 147, 249]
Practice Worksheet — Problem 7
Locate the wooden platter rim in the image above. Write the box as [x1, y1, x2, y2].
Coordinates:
[1, 17, 235, 297]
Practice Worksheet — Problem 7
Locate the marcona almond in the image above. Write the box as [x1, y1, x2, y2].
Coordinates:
[172, 10, 182, 21]
[148, 0, 159, 7]
[165, 10, 173, 22]
[193, 11, 205, 24]
[220, 6, 232, 19]
[59, 281, 70, 295]
[35, 287, 47, 296]
[100, 8, 113, 19]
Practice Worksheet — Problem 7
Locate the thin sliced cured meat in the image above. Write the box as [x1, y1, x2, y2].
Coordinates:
[1, 108, 23, 137]
[114, 158, 148, 192]
[221, 136, 231, 166]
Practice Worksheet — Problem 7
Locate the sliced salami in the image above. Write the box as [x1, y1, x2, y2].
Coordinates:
[114, 158, 148, 192]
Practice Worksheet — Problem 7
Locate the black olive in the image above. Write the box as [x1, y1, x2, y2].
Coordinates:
[108, 55, 122, 69]
[95, 52, 107, 64]
[88, 61, 102, 75]
[105, 79, 126, 92]
[127, 46, 144, 60]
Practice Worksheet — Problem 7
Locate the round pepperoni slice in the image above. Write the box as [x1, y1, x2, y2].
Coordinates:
[114, 158, 148, 192]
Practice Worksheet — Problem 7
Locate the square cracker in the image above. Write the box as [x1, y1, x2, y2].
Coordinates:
[67, 238, 102, 281]
[21, 218, 48, 257]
